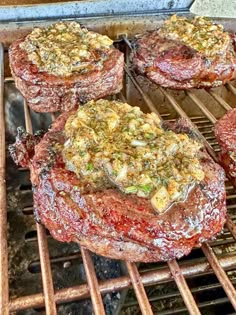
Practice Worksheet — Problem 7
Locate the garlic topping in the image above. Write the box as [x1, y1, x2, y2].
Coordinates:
[63, 100, 205, 214]
[20, 21, 113, 76]
[158, 15, 231, 57]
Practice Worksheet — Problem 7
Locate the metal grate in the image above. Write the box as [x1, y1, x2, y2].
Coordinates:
[1, 19, 236, 315]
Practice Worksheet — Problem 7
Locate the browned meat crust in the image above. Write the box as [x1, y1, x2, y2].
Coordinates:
[9, 113, 227, 262]
[215, 109, 236, 186]
[132, 32, 236, 89]
[9, 38, 124, 112]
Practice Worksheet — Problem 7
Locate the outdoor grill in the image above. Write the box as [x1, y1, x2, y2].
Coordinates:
[1, 1, 236, 314]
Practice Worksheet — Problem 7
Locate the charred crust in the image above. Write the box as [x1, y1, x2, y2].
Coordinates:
[40, 168, 51, 179]
[33, 206, 41, 224]
[8, 127, 45, 167]
[162, 119, 201, 141]
[79, 94, 89, 104]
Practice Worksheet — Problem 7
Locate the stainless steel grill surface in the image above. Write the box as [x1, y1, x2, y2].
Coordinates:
[1, 14, 236, 315]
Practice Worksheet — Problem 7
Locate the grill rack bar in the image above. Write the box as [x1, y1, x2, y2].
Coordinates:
[0, 43, 8, 315]
[208, 90, 232, 111]
[227, 83, 236, 95]
[167, 260, 201, 315]
[23, 101, 57, 315]
[201, 243, 236, 310]
[8, 252, 236, 312]
[80, 247, 106, 315]
[126, 261, 153, 314]
[186, 90, 217, 124]
[124, 64, 162, 119]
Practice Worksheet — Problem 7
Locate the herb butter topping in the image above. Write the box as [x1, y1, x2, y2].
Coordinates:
[158, 15, 231, 57]
[20, 22, 113, 76]
[62, 100, 205, 214]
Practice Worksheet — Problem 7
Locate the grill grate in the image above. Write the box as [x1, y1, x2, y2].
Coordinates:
[1, 24, 236, 314]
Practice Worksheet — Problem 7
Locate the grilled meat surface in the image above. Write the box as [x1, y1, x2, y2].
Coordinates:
[9, 101, 227, 262]
[9, 22, 124, 112]
[215, 109, 236, 186]
[132, 16, 236, 89]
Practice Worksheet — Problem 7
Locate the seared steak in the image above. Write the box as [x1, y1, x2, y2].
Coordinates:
[9, 100, 227, 262]
[9, 22, 124, 112]
[215, 108, 236, 186]
[132, 15, 236, 89]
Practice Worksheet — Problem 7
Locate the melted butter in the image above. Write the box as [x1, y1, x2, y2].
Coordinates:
[20, 22, 113, 76]
[62, 100, 205, 213]
[158, 15, 231, 57]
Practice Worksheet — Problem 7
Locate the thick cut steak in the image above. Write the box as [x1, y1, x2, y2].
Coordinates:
[215, 109, 236, 186]
[9, 112, 227, 262]
[9, 23, 124, 113]
[132, 17, 236, 89]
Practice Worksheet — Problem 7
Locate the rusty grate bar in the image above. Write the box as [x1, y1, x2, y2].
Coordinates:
[202, 243, 236, 310]
[0, 43, 8, 315]
[23, 101, 57, 315]
[9, 252, 236, 312]
[184, 89, 236, 190]
[168, 260, 201, 315]
[80, 247, 106, 315]
[124, 64, 162, 119]
[208, 90, 232, 111]
[226, 214, 236, 240]
[126, 261, 153, 314]
[226, 83, 236, 96]
[186, 90, 217, 124]
[159, 86, 218, 160]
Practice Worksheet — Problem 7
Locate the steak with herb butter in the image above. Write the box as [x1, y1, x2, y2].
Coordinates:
[132, 15, 236, 89]
[9, 22, 124, 112]
[9, 100, 227, 262]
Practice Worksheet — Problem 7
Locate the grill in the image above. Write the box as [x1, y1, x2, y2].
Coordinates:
[1, 7, 236, 315]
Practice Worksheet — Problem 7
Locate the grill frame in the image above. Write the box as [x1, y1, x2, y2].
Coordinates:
[1, 13, 236, 315]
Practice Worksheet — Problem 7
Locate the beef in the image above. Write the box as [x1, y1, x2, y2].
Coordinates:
[8, 127, 44, 168]
[214, 108, 236, 186]
[131, 31, 236, 89]
[9, 38, 124, 113]
[9, 113, 227, 262]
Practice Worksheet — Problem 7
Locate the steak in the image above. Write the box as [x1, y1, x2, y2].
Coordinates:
[9, 22, 124, 113]
[215, 108, 236, 186]
[132, 16, 236, 89]
[9, 103, 227, 262]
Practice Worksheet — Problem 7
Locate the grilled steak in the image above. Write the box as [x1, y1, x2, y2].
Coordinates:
[132, 15, 236, 89]
[9, 100, 227, 262]
[9, 22, 124, 112]
[215, 108, 236, 186]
